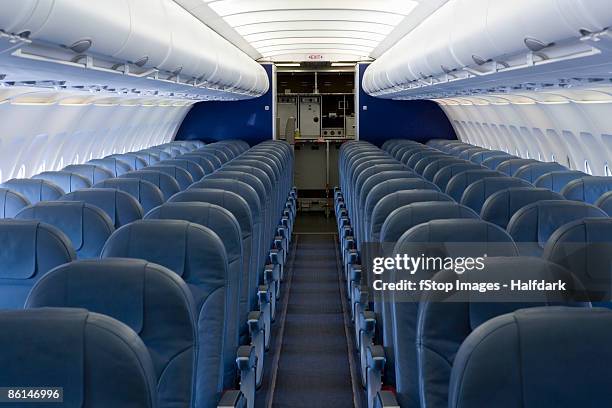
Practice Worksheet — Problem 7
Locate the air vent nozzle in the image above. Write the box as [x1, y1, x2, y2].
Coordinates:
[524, 37, 553, 52]
[70, 39, 92, 53]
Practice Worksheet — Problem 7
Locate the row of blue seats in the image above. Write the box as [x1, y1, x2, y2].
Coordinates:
[0, 139, 297, 407]
[334, 139, 612, 408]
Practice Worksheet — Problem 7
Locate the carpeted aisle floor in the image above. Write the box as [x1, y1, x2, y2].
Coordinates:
[271, 232, 354, 408]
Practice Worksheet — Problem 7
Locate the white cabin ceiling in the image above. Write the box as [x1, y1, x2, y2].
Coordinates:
[195, 0, 421, 61]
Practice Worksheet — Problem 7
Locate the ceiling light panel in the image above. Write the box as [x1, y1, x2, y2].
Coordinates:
[204, 0, 418, 61]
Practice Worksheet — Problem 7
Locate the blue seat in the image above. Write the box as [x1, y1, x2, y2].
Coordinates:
[178, 154, 216, 174]
[158, 159, 205, 181]
[16, 201, 114, 259]
[507, 200, 608, 256]
[481, 154, 517, 170]
[93, 178, 164, 214]
[460, 176, 532, 213]
[63, 164, 114, 184]
[122, 170, 181, 200]
[513, 161, 567, 183]
[596, 190, 612, 215]
[0, 179, 64, 204]
[413, 154, 454, 174]
[562, 176, 612, 204]
[0, 188, 30, 218]
[88, 158, 133, 176]
[363, 179, 440, 243]
[422, 158, 467, 181]
[458, 147, 488, 161]
[448, 307, 612, 408]
[534, 170, 587, 192]
[32, 171, 91, 193]
[186, 151, 223, 169]
[448, 144, 476, 156]
[101, 220, 250, 408]
[481, 187, 564, 229]
[445, 169, 506, 201]
[544, 218, 612, 306]
[129, 151, 161, 166]
[60, 188, 143, 228]
[373, 219, 518, 408]
[496, 158, 539, 176]
[26, 259, 195, 408]
[433, 162, 484, 191]
[405, 151, 447, 169]
[369, 190, 454, 243]
[469, 150, 511, 164]
[143, 202, 254, 338]
[0, 308, 156, 407]
[107, 154, 148, 170]
[142, 165, 193, 190]
[142, 148, 172, 161]
[415, 257, 589, 408]
[0, 219, 75, 308]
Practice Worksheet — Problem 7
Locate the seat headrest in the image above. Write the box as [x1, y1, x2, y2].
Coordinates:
[169, 188, 253, 232]
[449, 307, 612, 408]
[0, 220, 43, 279]
[366, 178, 440, 209]
[0, 308, 156, 407]
[458, 148, 487, 161]
[93, 178, 164, 212]
[0, 188, 30, 218]
[158, 159, 205, 181]
[469, 150, 511, 164]
[60, 188, 143, 228]
[129, 151, 160, 166]
[142, 166, 194, 190]
[513, 162, 567, 183]
[145, 202, 243, 263]
[0, 178, 64, 204]
[507, 200, 608, 248]
[88, 158, 133, 176]
[495, 158, 538, 175]
[535, 170, 588, 193]
[422, 158, 467, 181]
[381, 202, 478, 242]
[107, 154, 148, 170]
[122, 170, 181, 200]
[433, 163, 484, 190]
[460, 177, 532, 213]
[562, 176, 612, 204]
[188, 179, 260, 217]
[63, 164, 114, 184]
[445, 169, 505, 201]
[596, 190, 612, 215]
[481, 187, 564, 229]
[178, 155, 216, 174]
[396, 219, 518, 257]
[32, 171, 91, 193]
[101, 220, 227, 294]
[481, 155, 517, 170]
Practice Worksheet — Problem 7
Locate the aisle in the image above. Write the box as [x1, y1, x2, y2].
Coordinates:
[268, 213, 356, 408]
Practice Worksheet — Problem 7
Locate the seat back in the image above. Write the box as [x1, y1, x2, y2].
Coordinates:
[143, 165, 194, 190]
[418, 257, 589, 408]
[433, 163, 484, 191]
[445, 169, 505, 201]
[481, 187, 564, 229]
[0, 220, 75, 308]
[129, 151, 161, 166]
[481, 155, 516, 170]
[188, 151, 223, 169]
[496, 158, 538, 176]
[0, 308, 156, 407]
[94, 178, 164, 213]
[16, 201, 114, 259]
[513, 161, 567, 183]
[422, 158, 467, 181]
[158, 159, 205, 181]
[88, 158, 133, 176]
[534, 170, 586, 192]
[507, 200, 608, 256]
[389, 219, 518, 408]
[544, 218, 612, 306]
[101, 220, 237, 408]
[469, 150, 511, 164]
[0, 179, 64, 204]
[0, 188, 30, 218]
[562, 176, 612, 203]
[122, 170, 181, 200]
[179, 154, 216, 174]
[32, 171, 92, 192]
[107, 154, 148, 170]
[60, 188, 143, 228]
[63, 164, 114, 184]
[370, 190, 453, 242]
[596, 191, 612, 215]
[457, 147, 487, 161]
[26, 259, 195, 408]
[449, 307, 612, 408]
[460, 177, 532, 213]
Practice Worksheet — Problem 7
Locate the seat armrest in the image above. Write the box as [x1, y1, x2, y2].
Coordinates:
[236, 345, 257, 408]
[362, 311, 376, 334]
[366, 345, 386, 408]
[236, 345, 257, 371]
[349, 264, 362, 283]
[218, 390, 246, 408]
[376, 391, 400, 408]
[247, 311, 265, 388]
